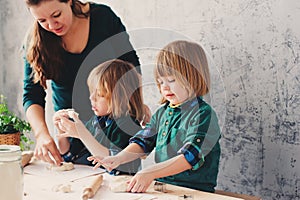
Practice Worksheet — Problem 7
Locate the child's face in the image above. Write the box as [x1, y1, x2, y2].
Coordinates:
[89, 89, 110, 116]
[157, 76, 189, 105]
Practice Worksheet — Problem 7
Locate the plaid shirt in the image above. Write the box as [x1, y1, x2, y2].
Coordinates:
[130, 97, 221, 192]
[63, 115, 142, 175]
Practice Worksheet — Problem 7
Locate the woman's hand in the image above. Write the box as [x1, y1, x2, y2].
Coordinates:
[127, 171, 155, 193]
[34, 133, 63, 165]
[27, 104, 63, 165]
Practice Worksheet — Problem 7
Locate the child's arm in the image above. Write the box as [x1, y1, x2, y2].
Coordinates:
[88, 143, 146, 171]
[57, 137, 70, 155]
[55, 110, 109, 158]
[138, 154, 191, 178]
[53, 110, 70, 154]
[126, 154, 191, 193]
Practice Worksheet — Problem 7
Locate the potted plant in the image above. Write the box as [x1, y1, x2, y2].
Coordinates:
[0, 94, 33, 150]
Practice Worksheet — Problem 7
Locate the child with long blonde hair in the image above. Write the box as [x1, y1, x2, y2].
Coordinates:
[53, 59, 144, 175]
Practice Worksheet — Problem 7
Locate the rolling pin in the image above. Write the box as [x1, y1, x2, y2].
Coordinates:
[82, 174, 103, 200]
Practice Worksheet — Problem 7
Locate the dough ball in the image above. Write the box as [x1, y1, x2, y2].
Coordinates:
[109, 175, 132, 193]
[67, 109, 79, 118]
[48, 162, 74, 171]
[52, 184, 72, 193]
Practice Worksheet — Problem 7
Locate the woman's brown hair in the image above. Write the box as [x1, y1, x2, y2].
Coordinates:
[25, 0, 89, 89]
[155, 40, 211, 104]
[87, 59, 144, 121]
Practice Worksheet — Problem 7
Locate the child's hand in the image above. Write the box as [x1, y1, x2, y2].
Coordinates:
[54, 109, 85, 139]
[87, 156, 104, 170]
[88, 155, 121, 172]
[102, 155, 122, 171]
[55, 117, 79, 138]
[53, 109, 70, 134]
[127, 171, 154, 193]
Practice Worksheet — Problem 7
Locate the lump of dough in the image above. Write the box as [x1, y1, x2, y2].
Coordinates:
[55, 162, 74, 171]
[59, 184, 72, 193]
[52, 184, 72, 193]
[109, 175, 132, 192]
[48, 162, 74, 171]
[67, 109, 79, 119]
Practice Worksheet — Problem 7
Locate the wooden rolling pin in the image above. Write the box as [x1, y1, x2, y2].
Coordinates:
[82, 174, 103, 200]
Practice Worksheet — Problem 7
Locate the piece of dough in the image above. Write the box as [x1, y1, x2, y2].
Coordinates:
[67, 109, 79, 118]
[59, 184, 72, 193]
[52, 184, 72, 193]
[109, 175, 132, 192]
[48, 162, 74, 171]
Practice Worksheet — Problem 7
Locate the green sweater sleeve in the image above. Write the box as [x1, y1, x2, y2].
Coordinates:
[22, 57, 46, 112]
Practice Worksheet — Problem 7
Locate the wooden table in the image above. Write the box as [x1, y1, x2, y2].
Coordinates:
[23, 161, 243, 200]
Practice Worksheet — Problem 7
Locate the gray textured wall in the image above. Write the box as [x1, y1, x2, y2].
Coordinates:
[1, 0, 299, 199]
[0, 0, 32, 115]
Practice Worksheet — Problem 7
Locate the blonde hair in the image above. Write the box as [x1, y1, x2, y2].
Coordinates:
[155, 40, 210, 104]
[87, 59, 144, 121]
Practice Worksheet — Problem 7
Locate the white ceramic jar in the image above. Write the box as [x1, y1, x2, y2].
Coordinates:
[0, 145, 23, 200]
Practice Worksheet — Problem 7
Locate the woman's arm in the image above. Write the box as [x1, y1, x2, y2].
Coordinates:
[23, 56, 63, 164]
[26, 104, 63, 165]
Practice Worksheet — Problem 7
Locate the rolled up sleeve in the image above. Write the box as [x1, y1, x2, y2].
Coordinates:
[129, 127, 157, 154]
[177, 141, 205, 170]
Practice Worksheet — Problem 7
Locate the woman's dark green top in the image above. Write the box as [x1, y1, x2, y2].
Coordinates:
[23, 3, 140, 120]
[130, 97, 221, 192]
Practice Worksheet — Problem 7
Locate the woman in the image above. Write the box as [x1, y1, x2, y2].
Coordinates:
[22, 0, 142, 165]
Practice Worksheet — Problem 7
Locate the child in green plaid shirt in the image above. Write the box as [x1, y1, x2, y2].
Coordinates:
[89, 40, 221, 193]
[53, 59, 144, 175]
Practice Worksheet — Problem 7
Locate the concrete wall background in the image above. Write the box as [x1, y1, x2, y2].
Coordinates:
[0, 0, 299, 199]
[0, 0, 32, 116]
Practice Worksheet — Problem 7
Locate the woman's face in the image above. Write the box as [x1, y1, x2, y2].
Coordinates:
[28, 0, 73, 36]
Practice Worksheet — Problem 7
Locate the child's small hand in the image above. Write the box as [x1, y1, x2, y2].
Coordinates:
[53, 109, 85, 139]
[89, 155, 121, 172]
[102, 155, 122, 171]
[53, 109, 70, 134]
[55, 117, 79, 138]
[127, 171, 154, 193]
[87, 156, 104, 170]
